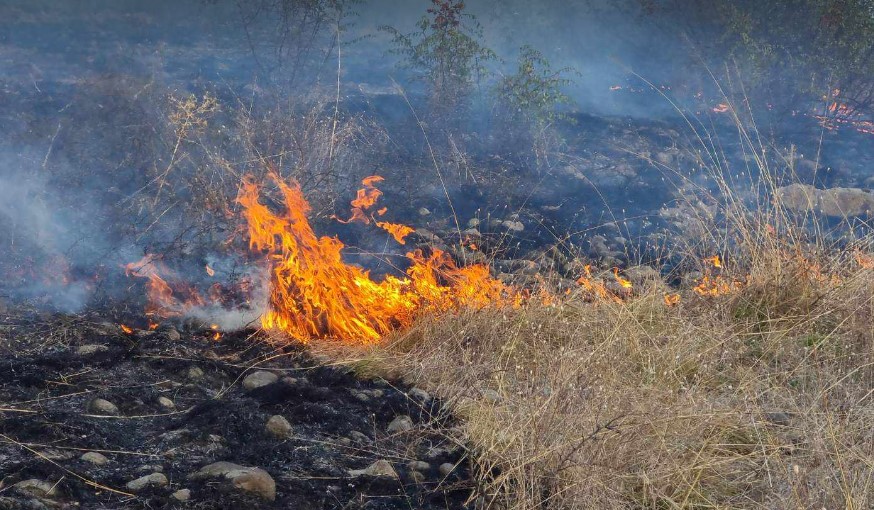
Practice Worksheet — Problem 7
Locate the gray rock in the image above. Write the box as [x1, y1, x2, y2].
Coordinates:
[157, 396, 175, 410]
[80, 451, 109, 466]
[776, 183, 874, 217]
[481, 389, 502, 403]
[348, 431, 370, 444]
[171, 489, 191, 501]
[165, 327, 181, 341]
[467, 218, 480, 228]
[409, 388, 431, 401]
[88, 398, 118, 415]
[14, 479, 58, 498]
[386, 415, 413, 433]
[418, 207, 431, 216]
[242, 370, 278, 390]
[410, 470, 426, 484]
[502, 220, 524, 232]
[190, 462, 276, 501]
[126, 472, 168, 491]
[186, 366, 204, 380]
[348, 460, 398, 478]
[407, 460, 430, 472]
[265, 415, 293, 438]
[76, 344, 107, 355]
[438, 462, 455, 477]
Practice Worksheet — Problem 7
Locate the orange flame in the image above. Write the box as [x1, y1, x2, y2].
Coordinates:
[125, 255, 205, 317]
[238, 173, 521, 343]
[663, 293, 681, 306]
[205, 264, 215, 277]
[120, 324, 134, 334]
[612, 267, 633, 289]
[375, 221, 415, 244]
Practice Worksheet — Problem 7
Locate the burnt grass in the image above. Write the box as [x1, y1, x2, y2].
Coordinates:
[0, 315, 473, 509]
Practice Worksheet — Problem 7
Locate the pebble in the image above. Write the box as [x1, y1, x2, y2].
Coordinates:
[348, 431, 370, 444]
[165, 327, 181, 341]
[348, 460, 398, 479]
[157, 396, 175, 410]
[386, 415, 413, 433]
[171, 488, 191, 502]
[14, 479, 58, 498]
[438, 462, 455, 477]
[265, 415, 293, 438]
[186, 366, 204, 380]
[407, 460, 430, 472]
[242, 370, 278, 390]
[190, 462, 276, 501]
[481, 389, 502, 403]
[502, 220, 524, 232]
[76, 344, 107, 355]
[409, 388, 431, 401]
[80, 451, 109, 466]
[126, 472, 168, 491]
[88, 398, 119, 415]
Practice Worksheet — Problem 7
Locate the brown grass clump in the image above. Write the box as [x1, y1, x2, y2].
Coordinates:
[327, 250, 872, 508]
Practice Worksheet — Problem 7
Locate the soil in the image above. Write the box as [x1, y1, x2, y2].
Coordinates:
[0, 314, 473, 509]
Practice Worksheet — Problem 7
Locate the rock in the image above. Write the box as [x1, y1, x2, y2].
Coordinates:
[386, 415, 413, 433]
[462, 227, 481, 237]
[407, 460, 430, 472]
[765, 411, 792, 427]
[502, 220, 524, 232]
[126, 472, 168, 491]
[480, 389, 502, 403]
[186, 366, 204, 380]
[80, 451, 109, 465]
[418, 207, 431, 216]
[348, 460, 398, 478]
[171, 488, 191, 501]
[348, 431, 370, 444]
[242, 370, 278, 390]
[438, 462, 455, 477]
[467, 218, 480, 228]
[409, 388, 431, 401]
[776, 183, 874, 217]
[190, 462, 276, 501]
[165, 327, 181, 341]
[365, 388, 384, 398]
[265, 415, 293, 438]
[88, 398, 118, 415]
[14, 479, 58, 498]
[76, 344, 107, 355]
[351, 389, 370, 402]
[157, 396, 175, 410]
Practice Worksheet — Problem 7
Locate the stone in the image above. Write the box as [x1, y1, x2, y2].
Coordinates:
[348, 460, 398, 478]
[126, 472, 168, 491]
[348, 431, 370, 444]
[157, 396, 175, 410]
[467, 218, 481, 228]
[407, 460, 430, 472]
[418, 207, 431, 216]
[386, 415, 413, 433]
[410, 470, 426, 484]
[438, 462, 455, 477]
[265, 415, 293, 438]
[186, 366, 204, 380]
[14, 479, 58, 498]
[171, 489, 191, 501]
[88, 398, 118, 415]
[765, 412, 792, 427]
[776, 183, 874, 217]
[190, 462, 276, 501]
[502, 220, 524, 232]
[409, 388, 431, 401]
[481, 389, 502, 403]
[165, 327, 181, 341]
[242, 370, 278, 390]
[76, 344, 107, 355]
[80, 451, 109, 466]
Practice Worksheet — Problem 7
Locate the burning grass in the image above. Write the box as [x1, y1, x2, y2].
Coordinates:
[322, 245, 873, 508]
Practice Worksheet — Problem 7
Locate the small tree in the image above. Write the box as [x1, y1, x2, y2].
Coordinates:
[382, 0, 496, 123]
[494, 46, 577, 168]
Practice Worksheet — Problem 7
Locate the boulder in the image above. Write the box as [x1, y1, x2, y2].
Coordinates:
[190, 462, 276, 501]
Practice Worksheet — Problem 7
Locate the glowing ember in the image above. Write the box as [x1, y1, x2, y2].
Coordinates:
[705, 255, 722, 268]
[612, 267, 633, 289]
[712, 103, 730, 113]
[238, 173, 521, 343]
[854, 250, 874, 269]
[205, 264, 215, 276]
[125, 255, 205, 317]
[576, 265, 622, 303]
[120, 324, 134, 334]
[663, 293, 681, 306]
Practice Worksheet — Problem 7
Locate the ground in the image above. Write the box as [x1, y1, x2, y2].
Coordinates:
[0, 314, 472, 509]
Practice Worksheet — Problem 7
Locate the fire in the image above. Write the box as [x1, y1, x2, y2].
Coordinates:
[375, 221, 415, 244]
[125, 255, 206, 317]
[693, 254, 742, 297]
[705, 255, 722, 268]
[663, 293, 681, 306]
[120, 324, 133, 334]
[854, 250, 874, 269]
[205, 264, 215, 277]
[575, 265, 623, 303]
[712, 103, 730, 113]
[336, 176, 416, 244]
[238, 173, 521, 343]
[612, 267, 633, 289]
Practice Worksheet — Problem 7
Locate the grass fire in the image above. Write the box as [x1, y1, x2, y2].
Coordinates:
[1, 1, 872, 509]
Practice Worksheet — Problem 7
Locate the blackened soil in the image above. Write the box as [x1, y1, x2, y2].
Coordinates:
[0, 316, 473, 509]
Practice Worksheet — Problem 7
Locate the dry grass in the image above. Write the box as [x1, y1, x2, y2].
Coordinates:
[322, 249, 872, 508]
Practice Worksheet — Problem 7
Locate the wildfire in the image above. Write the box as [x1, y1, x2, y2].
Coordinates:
[575, 265, 623, 303]
[854, 250, 874, 269]
[663, 293, 681, 306]
[125, 255, 205, 317]
[337, 176, 416, 244]
[238, 173, 521, 343]
[712, 103, 730, 113]
[693, 255, 742, 297]
[612, 267, 633, 289]
[120, 324, 134, 334]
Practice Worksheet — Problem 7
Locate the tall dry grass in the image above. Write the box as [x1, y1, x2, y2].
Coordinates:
[318, 105, 874, 508]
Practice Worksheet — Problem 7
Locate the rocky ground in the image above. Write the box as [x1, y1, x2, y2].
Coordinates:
[0, 314, 473, 509]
